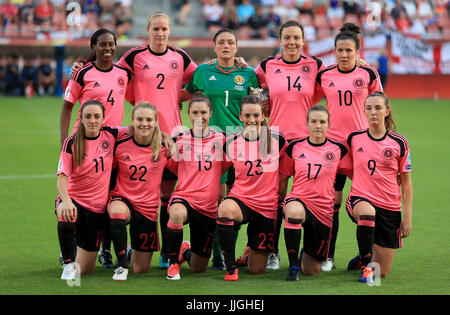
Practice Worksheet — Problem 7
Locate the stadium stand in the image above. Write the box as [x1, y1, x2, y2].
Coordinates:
[0, 0, 449, 98]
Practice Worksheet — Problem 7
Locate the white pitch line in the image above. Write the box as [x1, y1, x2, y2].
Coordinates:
[0, 174, 55, 180]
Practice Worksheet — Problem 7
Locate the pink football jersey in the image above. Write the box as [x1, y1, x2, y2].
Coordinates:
[109, 135, 169, 221]
[57, 127, 124, 213]
[347, 130, 411, 211]
[64, 62, 132, 132]
[255, 55, 325, 140]
[225, 131, 288, 219]
[317, 64, 383, 143]
[118, 45, 197, 136]
[279, 137, 352, 227]
[166, 129, 227, 218]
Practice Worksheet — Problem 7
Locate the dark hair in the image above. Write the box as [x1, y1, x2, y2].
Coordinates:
[365, 91, 397, 132]
[73, 100, 105, 167]
[213, 28, 237, 44]
[307, 105, 330, 122]
[335, 23, 361, 50]
[240, 95, 272, 155]
[82, 28, 117, 63]
[188, 91, 212, 112]
[279, 20, 304, 39]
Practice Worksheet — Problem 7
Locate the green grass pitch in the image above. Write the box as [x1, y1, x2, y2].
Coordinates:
[0, 96, 449, 295]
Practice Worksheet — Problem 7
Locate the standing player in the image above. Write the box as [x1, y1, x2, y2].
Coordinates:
[217, 95, 287, 281]
[116, 11, 197, 268]
[316, 23, 383, 271]
[279, 105, 352, 281]
[60, 29, 132, 268]
[345, 92, 412, 283]
[254, 20, 325, 269]
[60, 28, 131, 147]
[56, 100, 124, 280]
[183, 28, 259, 270]
[165, 92, 227, 280]
[107, 102, 170, 281]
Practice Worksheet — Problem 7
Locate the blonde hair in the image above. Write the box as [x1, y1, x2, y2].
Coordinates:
[131, 102, 162, 160]
[145, 11, 170, 31]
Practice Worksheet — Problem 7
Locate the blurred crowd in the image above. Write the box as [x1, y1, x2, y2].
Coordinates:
[0, 54, 79, 97]
[200, 0, 450, 40]
[0, 0, 133, 39]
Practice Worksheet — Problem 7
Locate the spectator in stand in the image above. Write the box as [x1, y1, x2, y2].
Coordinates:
[266, 5, 281, 38]
[114, 1, 132, 38]
[19, 0, 35, 26]
[221, 0, 238, 30]
[395, 10, 411, 32]
[171, 0, 191, 25]
[4, 54, 21, 96]
[327, 0, 345, 22]
[237, 0, 255, 27]
[249, 4, 269, 39]
[390, 0, 407, 21]
[343, 0, 361, 17]
[37, 56, 56, 96]
[402, 0, 418, 19]
[417, 0, 434, 21]
[99, 0, 116, 30]
[34, 0, 53, 26]
[375, 48, 390, 88]
[203, 0, 224, 33]
[0, 55, 6, 95]
[275, 0, 299, 22]
[297, 0, 314, 16]
[1, 0, 19, 27]
[21, 56, 38, 95]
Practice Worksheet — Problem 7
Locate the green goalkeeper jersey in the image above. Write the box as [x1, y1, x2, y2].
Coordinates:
[185, 61, 259, 134]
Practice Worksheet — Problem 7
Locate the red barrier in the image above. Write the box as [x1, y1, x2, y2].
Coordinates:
[384, 74, 450, 99]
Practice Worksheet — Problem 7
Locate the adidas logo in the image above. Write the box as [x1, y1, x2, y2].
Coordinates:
[124, 155, 131, 161]
[274, 68, 282, 74]
[93, 82, 101, 87]
[209, 75, 217, 81]
[143, 64, 150, 70]
[299, 153, 305, 158]
[357, 147, 364, 153]
[328, 82, 335, 87]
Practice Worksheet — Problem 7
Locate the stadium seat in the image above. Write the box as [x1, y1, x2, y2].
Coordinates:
[20, 24, 36, 38]
[4, 24, 19, 37]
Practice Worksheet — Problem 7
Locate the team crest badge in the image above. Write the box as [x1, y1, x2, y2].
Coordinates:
[117, 77, 125, 87]
[323, 151, 336, 162]
[170, 60, 179, 71]
[353, 78, 365, 88]
[382, 148, 394, 160]
[100, 140, 112, 153]
[301, 65, 311, 74]
[234, 75, 245, 85]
